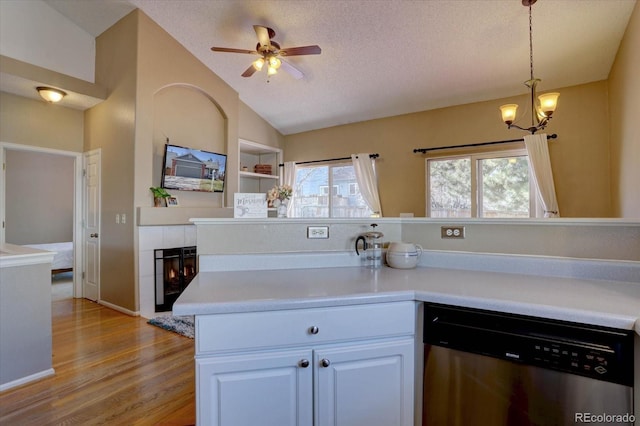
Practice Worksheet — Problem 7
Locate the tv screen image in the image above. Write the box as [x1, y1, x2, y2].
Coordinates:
[161, 144, 227, 193]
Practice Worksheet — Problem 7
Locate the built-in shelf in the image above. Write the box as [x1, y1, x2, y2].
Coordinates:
[239, 139, 282, 193]
[239, 170, 280, 180]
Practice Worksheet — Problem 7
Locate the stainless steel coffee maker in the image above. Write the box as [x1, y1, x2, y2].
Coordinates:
[355, 224, 384, 268]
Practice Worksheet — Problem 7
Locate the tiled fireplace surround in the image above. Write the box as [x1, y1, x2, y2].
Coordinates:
[138, 225, 197, 319]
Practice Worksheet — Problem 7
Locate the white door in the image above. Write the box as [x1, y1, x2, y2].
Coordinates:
[315, 338, 415, 426]
[83, 150, 101, 301]
[196, 349, 313, 426]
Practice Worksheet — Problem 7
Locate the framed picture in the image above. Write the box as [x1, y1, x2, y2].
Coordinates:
[166, 196, 179, 207]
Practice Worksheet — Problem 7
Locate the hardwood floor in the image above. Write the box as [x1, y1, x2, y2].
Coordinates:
[0, 299, 195, 425]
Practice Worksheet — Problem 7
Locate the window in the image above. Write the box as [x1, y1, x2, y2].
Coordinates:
[427, 149, 534, 218]
[293, 163, 373, 218]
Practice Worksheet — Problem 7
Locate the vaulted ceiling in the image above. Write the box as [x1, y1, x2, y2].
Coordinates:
[45, 0, 637, 135]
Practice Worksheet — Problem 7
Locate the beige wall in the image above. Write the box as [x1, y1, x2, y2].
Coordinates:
[285, 81, 611, 218]
[135, 11, 240, 211]
[0, 92, 84, 152]
[239, 101, 285, 149]
[5, 150, 74, 245]
[84, 11, 138, 310]
[151, 84, 227, 207]
[609, 1, 640, 218]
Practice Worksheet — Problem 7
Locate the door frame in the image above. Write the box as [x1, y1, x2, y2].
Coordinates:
[0, 142, 84, 298]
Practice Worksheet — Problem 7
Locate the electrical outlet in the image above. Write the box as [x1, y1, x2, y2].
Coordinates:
[441, 226, 465, 239]
[307, 226, 329, 239]
[115, 214, 120, 224]
[121, 213, 126, 224]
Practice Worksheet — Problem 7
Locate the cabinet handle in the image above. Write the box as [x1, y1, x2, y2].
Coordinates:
[308, 326, 319, 335]
[320, 358, 331, 368]
[298, 359, 310, 368]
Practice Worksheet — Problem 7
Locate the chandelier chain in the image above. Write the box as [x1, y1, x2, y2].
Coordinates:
[529, 3, 534, 81]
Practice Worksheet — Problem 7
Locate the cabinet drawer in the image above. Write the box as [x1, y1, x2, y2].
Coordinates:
[196, 301, 416, 354]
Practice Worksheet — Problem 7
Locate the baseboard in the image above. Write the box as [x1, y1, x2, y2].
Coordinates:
[99, 299, 139, 317]
[0, 368, 55, 392]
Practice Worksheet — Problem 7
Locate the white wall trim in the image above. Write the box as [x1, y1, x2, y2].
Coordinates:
[99, 299, 139, 317]
[0, 368, 55, 392]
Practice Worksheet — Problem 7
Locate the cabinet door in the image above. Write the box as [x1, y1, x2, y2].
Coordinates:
[197, 349, 313, 426]
[315, 338, 414, 426]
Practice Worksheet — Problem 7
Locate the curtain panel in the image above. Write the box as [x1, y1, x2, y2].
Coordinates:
[282, 161, 297, 217]
[351, 153, 382, 217]
[524, 133, 560, 218]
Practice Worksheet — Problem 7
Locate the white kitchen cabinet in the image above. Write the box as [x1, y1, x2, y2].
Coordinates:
[315, 338, 414, 426]
[238, 139, 282, 194]
[194, 301, 416, 426]
[196, 349, 313, 426]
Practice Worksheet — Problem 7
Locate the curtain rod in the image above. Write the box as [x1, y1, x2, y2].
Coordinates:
[413, 133, 557, 154]
[279, 153, 379, 167]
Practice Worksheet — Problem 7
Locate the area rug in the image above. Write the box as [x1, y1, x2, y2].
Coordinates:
[147, 315, 194, 339]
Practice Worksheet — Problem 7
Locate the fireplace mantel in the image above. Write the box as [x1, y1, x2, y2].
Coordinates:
[137, 206, 233, 226]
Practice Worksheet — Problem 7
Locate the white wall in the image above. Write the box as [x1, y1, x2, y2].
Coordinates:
[0, 0, 95, 82]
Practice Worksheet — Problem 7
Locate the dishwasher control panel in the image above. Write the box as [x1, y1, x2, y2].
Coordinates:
[531, 340, 614, 378]
[424, 303, 634, 387]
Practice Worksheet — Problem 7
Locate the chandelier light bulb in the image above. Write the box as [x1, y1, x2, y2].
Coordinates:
[267, 65, 278, 76]
[500, 104, 519, 125]
[538, 92, 560, 116]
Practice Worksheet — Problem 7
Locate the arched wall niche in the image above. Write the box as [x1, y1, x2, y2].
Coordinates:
[152, 83, 228, 207]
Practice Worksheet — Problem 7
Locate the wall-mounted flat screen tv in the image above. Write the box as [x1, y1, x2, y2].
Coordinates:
[161, 143, 227, 193]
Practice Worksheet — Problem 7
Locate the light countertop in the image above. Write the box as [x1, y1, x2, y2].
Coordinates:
[174, 265, 640, 333]
[0, 243, 56, 268]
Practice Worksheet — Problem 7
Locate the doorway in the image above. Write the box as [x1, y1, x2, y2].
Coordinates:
[0, 142, 84, 298]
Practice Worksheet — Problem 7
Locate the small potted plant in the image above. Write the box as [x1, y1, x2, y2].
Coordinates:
[150, 187, 171, 207]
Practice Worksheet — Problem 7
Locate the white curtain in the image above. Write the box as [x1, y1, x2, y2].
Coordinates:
[351, 153, 382, 217]
[283, 161, 297, 217]
[524, 133, 560, 217]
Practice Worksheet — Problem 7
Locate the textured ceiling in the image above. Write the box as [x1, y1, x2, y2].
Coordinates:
[45, 0, 636, 135]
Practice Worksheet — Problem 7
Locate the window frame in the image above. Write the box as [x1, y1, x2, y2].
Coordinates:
[294, 161, 373, 218]
[425, 148, 536, 218]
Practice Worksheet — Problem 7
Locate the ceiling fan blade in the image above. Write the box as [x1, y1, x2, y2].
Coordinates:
[279, 45, 321, 56]
[241, 65, 258, 78]
[211, 47, 257, 55]
[253, 25, 274, 48]
[280, 59, 304, 80]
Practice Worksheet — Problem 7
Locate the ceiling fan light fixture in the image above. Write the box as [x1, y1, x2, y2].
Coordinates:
[267, 65, 278, 76]
[37, 86, 66, 103]
[253, 58, 265, 71]
[268, 56, 281, 69]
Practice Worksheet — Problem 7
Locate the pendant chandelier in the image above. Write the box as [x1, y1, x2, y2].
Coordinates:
[499, 0, 559, 134]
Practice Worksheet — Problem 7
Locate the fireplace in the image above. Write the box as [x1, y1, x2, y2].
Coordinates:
[154, 246, 197, 312]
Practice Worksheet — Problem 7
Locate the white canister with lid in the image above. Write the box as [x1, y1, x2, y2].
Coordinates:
[386, 242, 423, 269]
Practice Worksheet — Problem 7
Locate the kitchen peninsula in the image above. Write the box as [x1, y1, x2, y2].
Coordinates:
[175, 217, 640, 425]
[0, 243, 55, 391]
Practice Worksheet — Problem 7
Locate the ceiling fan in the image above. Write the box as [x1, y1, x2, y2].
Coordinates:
[211, 25, 321, 80]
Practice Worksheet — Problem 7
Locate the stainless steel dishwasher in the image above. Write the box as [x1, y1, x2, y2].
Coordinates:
[423, 303, 634, 426]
